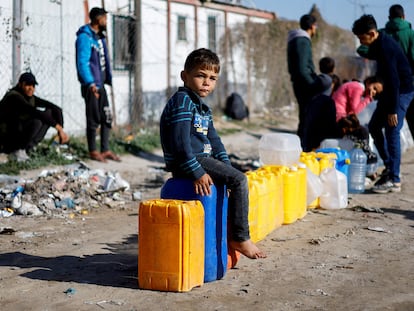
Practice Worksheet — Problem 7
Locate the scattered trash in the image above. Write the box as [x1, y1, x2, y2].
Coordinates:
[54, 198, 75, 209]
[0, 209, 14, 218]
[271, 235, 301, 242]
[308, 238, 323, 245]
[64, 287, 76, 296]
[16, 202, 43, 216]
[0, 163, 138, 218]
[366, 226, 391, 233]
[15, 231, 42, 238]
[132, 191, 142, 201]
[352, 205, 384, 214]
[0, 227, 15, 234]
[316, 288, 329, 296]
[85, 300, 126, 308]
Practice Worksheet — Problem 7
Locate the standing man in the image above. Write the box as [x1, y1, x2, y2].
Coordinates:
[287, 14, 319, 146]
[383, 4, 414, 139]
[75, 7, 120, 162]
[352, 14, 414, 193]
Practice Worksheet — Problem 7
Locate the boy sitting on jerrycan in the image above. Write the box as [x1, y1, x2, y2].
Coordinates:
[160, 48, 267, 260]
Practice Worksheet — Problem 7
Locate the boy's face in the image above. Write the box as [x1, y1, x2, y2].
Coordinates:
[356, 29, 378, 46]
[181, 66, 218, 98]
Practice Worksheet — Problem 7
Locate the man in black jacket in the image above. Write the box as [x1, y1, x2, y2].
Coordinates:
[0, 72, 69, 162]
[287, 14, 319, 146]
[353, 14, 414, 193]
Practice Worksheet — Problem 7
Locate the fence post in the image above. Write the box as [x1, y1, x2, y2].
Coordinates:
[12, 0, 23, 84]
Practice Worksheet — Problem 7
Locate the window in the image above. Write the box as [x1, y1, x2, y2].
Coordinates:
[208, 16, 217, 51]
[177, 15, 187, 41]
[112, 15, 136, 71]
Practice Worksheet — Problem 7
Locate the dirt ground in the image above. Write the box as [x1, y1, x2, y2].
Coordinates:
[1, 121, 414, 311]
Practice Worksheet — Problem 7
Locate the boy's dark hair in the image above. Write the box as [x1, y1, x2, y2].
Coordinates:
[319, 57, 335, 74]
[184, 48, 220, 73]
[389, 4, 404, 19]
[352, 14, 377, 35]
[300, 14, 316, 31]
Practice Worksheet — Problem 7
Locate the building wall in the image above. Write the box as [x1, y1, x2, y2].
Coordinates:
[0, 0, 274, 134]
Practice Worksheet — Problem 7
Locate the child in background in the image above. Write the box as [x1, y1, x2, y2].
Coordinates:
[303, 74, 338, 152]
[160, 48, 266, 259]
[319, 56, 341, 94]
[333, 76, 383, 122]
[302, 73, 339, 152]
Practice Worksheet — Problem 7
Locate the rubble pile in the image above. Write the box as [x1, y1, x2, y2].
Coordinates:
[0, 162, 133, 218]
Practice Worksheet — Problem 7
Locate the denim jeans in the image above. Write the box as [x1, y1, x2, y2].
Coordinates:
[368, 91, 414, 182]
[197, 157, 250, 242]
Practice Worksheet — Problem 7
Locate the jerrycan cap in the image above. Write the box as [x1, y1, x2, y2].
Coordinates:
[297, 163, 306, 169]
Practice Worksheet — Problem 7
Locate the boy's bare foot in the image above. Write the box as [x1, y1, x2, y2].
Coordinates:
[229, 239, 267, 259]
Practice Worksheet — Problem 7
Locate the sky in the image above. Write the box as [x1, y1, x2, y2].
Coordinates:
[250, 0, 414, 31]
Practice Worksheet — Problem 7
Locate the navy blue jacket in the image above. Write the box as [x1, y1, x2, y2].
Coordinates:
[358, 32, 413, 114]
[75, 24, 112, 88]
[160, 87, 230, 180]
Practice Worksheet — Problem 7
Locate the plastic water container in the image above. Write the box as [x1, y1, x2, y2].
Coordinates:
[319, 168, 348, 209]
[259, 133, 302, 165]
[300, 152, 320, 208]
[316, 148, 350, 178]
[348, 146, 367, 194]
[295, 164, 307, 219]
[160, 178, 228, 282]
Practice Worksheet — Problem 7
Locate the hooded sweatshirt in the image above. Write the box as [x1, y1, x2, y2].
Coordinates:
[287, 29, 318, 87]
[384, 17, 414, 72]
[75, 24, 112, 88]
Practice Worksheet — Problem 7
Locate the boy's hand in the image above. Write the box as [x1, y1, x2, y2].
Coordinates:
[194, 174, 214, 196]
[388, 113, 398, 127]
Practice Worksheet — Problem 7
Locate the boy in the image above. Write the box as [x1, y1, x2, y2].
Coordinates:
[319, 56, 341, 94]
[160, 48, 266, 259]
[352, 14, 414, 193]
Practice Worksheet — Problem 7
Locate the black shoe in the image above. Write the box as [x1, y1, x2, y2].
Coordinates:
[374, 168, 390, 186]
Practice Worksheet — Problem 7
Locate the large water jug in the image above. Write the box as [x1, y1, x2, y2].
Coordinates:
[259, 133, 302, 165]
[160, 178, 228, 282]
[348, 145, 367, 194]
[319, 168, 348, 209]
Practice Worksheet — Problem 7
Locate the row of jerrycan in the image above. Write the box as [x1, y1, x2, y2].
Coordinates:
[246, 164, 308, 243]
[137, 150, 347, 292]
[247, 150, 347, 244]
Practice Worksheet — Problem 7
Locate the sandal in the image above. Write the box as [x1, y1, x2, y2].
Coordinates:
[101, 150, 121, 162]
[89, 151, 107, 163]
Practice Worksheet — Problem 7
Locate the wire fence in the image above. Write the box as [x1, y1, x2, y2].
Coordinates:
[0, 1, 139, 135]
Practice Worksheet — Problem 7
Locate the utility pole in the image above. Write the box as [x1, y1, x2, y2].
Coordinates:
[132, 0, 143, 125]
[12, 0, 23, 84]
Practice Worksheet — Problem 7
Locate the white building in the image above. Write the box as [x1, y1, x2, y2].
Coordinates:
[0, 0, 275, 134]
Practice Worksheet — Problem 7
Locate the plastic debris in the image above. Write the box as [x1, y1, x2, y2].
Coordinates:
[0, 209, 14, 218]
[64, 288, 76, 296]
[0, 227, 15, 234]
[0, 163, 140, 218]
[366, 226, 391, 233]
